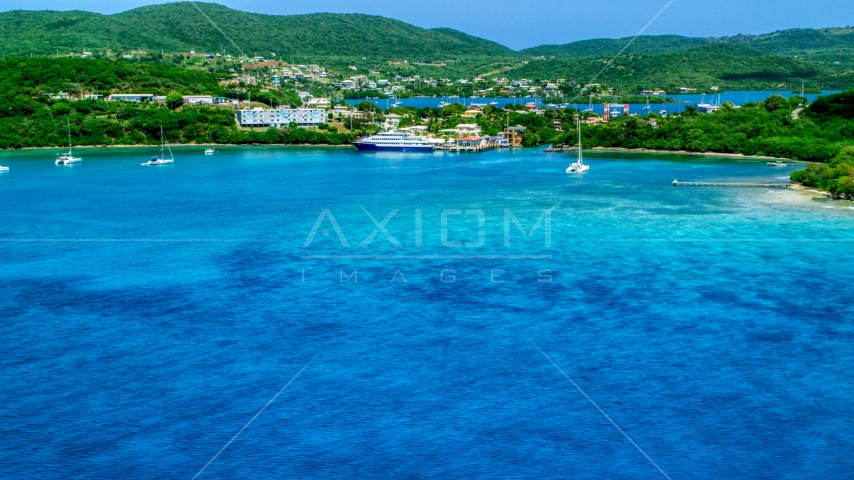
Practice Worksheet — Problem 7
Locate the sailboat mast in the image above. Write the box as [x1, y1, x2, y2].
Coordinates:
[161, 127, 165, 157]
[577, 116, 582, 163]
[67, 118, 72, 154]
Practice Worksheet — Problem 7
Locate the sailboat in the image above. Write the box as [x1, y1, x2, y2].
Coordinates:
[55, 118, 82, 165]
[142, 127, 175, 166]
[0, 152, 7, 172]
[584, 96, 593, 112]
[566, 117, 589, 174]
[205, 133, 216, 155]
[643, 95, 652, 112]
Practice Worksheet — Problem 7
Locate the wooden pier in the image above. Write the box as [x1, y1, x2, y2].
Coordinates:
[544, 145, 579, 153]
[437, 144, 496, 153]
[672, 180, 792, 187]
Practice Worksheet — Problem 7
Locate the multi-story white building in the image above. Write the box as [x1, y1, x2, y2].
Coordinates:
[237, 108, 325, 128]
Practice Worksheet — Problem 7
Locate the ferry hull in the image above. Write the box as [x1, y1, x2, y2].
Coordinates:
[353, 143, 434, 152]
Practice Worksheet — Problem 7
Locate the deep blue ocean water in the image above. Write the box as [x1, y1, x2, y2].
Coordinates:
[1, 146, 853, 479]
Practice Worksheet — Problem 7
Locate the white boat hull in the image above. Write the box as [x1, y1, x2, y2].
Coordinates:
[56, 157, 82, 165]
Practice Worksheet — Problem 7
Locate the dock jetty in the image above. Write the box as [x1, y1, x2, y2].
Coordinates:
[672, 180, 792, 187]
[544, 145, 579, 153]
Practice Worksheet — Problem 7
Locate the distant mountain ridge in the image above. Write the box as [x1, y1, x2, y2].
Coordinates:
[519, 35, 710, 57]
[520, 28, 854, 68]
[1, 2, 852, 62]
[511, 43, 840, 90]
[0, 1, 850, 88]
[0, 2, 513, 58]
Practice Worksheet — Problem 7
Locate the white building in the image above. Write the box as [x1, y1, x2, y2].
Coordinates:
[183, 95, 214, 105]
[107, 94, 156, 102]
[306, 97, 331, 108]
[456, 124, 482, 135]
[237, 108, 325, 127]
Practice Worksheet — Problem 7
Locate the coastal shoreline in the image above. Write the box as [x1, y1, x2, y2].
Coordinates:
[788, 183, 833, 197]
[588, 147, 841, 197]
[2, 143, 355, 152]
[590, 146, 793, 161]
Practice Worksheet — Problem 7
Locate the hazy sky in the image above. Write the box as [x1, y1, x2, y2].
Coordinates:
[3, 0, 853, 50]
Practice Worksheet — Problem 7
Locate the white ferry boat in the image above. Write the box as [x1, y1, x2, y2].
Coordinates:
[353, 130, 434, 152]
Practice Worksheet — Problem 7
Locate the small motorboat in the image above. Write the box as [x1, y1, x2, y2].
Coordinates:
[0, 165, 8, 172]
[489, 101, 499, 105]
[767, 161, 790, 167]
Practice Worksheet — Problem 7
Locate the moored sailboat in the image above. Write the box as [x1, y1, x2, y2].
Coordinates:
[205, 133, 216, 155]
[142, 127, 175, 166]
[566, 117, 590, 174]
[55, 118, 82, 165]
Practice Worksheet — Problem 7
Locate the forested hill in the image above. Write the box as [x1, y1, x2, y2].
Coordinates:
[520, 36, 710, 58]
[0, 2, 513, 58]
[520, 27, 854, 68]
[507, 44, 851, 90]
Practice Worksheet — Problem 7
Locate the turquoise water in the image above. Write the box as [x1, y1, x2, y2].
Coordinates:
[1, 146, 853, 479]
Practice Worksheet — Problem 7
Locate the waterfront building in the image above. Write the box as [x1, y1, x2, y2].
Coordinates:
[503, 126, 526, 147]
[236, 108, 325, 128]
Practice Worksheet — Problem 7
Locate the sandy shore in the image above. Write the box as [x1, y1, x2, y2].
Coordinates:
[788, 183, 833, 198]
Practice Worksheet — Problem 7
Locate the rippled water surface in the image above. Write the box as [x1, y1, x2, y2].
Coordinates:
[1, 146, 852, 479]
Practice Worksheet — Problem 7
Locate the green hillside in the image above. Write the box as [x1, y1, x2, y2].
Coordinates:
[504, 44, 852, 90]
[520, 27, 854, 69]
[0, 2, 851, 85]
[717, 27, 854, 69]
[0, 57, 342, 149]
[520, 35, 709, 58]
[0, 2, 514, 58]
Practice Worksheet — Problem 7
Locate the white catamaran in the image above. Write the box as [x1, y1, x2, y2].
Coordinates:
[55, 118, 82, 165]
[566, 117, 590, 174]
[142, 127, 175, 166]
